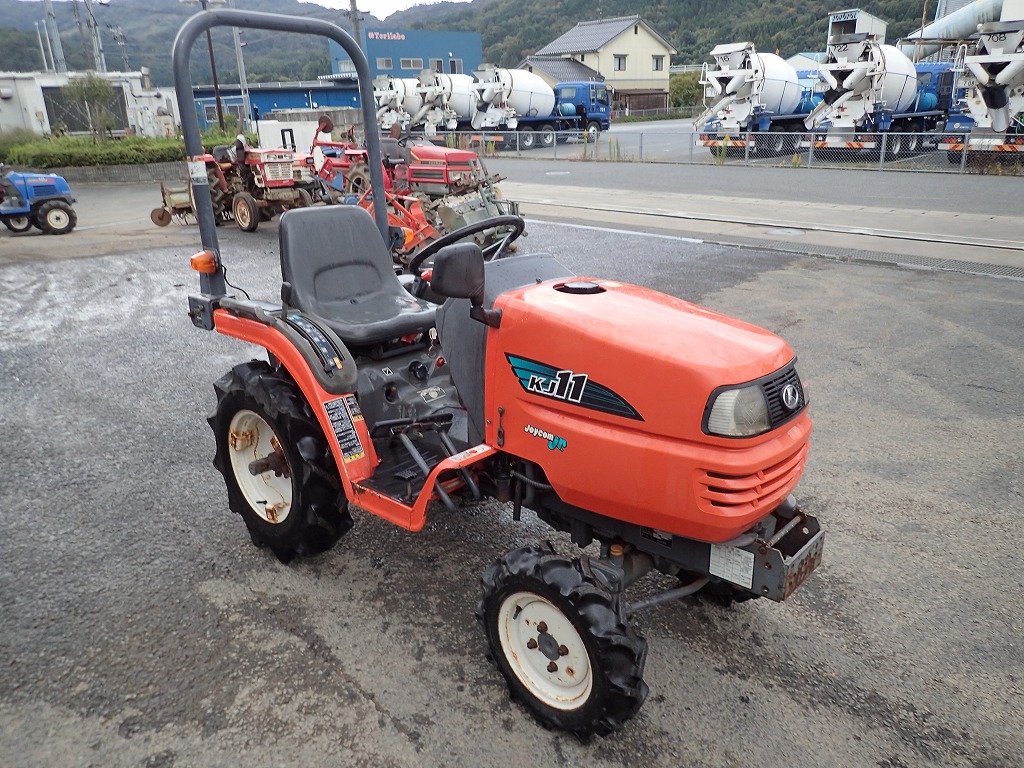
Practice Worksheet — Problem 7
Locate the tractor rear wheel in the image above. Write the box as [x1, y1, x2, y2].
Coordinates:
[206, 167, 230, 223]
[233, 192, 259, 232]
[2, 215, 32, 233]
[344, 162, 371, 196]
[477, 545, 648, 737]
[209, 361, 352, 563]
[37, 200, 77, 235]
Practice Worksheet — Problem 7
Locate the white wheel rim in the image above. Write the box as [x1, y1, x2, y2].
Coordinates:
[10, 216, 30, 230]
[235, 199, 251, 227]
[47, 209, 69, 228]
[227, 409, 292, 524]
[497, 591, 593, 711]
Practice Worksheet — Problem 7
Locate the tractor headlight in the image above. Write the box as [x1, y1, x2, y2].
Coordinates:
[448, 171, 464, 183]
[705, 383, 770, 438]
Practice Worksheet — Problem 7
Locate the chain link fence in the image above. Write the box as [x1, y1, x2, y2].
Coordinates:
[454, 129, 1024, 176]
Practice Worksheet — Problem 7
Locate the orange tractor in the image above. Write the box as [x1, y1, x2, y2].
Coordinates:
[176, 10, 824, 737]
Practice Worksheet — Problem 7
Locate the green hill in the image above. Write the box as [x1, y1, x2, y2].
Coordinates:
[396, 0, 931, 67]
[0, 0, 930, 85]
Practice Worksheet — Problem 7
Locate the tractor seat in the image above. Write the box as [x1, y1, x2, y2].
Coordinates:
[279, 206, 436, 349]
[212, 145, 233, 163]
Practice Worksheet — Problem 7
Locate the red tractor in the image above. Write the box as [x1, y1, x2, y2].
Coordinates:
[152, 135, 312, 232]
[310, 116, 519, 247]
[176, 10, 824, 738]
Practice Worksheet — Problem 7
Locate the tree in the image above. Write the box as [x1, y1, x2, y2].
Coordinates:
[670, 72, 703, 108]
[65, 73, 118, 142]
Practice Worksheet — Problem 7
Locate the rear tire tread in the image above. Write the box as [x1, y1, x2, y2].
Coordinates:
[209, 361, 352, 563]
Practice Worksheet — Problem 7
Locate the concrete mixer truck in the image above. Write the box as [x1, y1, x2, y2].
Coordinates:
[697, 42, 818, 157]
[374, 72, 463, 137]
[373, 67, 610, 149]
[470, 65, 611, 149]
[938, 0, 1024, 161]
[803, 32, 955, 158]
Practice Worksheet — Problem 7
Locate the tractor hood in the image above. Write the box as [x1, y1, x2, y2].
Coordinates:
[492, 277, 797, 442]
[408, 143, 477, 164]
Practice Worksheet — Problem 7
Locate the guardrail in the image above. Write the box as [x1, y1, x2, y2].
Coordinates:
[449, 129, 1024, 176]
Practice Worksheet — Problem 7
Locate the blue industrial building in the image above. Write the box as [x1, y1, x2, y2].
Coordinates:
[329, 28, 483, 79]
[191, 28, 483, 129]
[192, 82, 360, 130]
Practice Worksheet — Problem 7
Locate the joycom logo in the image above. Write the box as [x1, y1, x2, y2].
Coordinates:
[524, 424, 567, 452]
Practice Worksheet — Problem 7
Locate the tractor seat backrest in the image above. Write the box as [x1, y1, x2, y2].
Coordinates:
[380, 138, 407, 166]
[279, 206, 436, 350]
[212, 145, 233, 164]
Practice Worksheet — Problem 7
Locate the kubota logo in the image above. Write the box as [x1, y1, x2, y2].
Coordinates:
[781, 383, 801, 411]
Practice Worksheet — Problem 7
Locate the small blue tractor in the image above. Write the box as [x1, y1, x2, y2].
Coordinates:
[0, 163, 77, 235]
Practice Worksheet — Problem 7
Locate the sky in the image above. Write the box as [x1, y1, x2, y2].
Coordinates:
[14, 0, 475, 23]
[315, 0, 474, 21]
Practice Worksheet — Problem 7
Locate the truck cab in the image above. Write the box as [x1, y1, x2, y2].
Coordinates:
[554, 81, 612, 131]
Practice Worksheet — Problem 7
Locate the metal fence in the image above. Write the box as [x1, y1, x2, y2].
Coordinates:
[455, 130, 1024, 176]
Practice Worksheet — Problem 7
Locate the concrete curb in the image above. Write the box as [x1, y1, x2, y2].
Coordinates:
[35, 162, 187, 185]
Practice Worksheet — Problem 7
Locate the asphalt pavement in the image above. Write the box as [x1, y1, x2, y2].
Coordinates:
[0, 167, 1022, 767]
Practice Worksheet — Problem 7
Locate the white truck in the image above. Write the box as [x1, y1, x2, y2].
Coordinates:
[941, 0, 1024, 159]
[373, 66, 610, 148]
[697, 42, 812, 157]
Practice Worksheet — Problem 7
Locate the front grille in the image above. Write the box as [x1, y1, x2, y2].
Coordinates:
[761, 364, 805, 428]
[264, 162, 292, 182]
[697, 442, 809, 515]
[30, 183, 59, 197]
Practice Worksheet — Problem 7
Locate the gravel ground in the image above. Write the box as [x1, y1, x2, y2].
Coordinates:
[1, 203, 1021, 766]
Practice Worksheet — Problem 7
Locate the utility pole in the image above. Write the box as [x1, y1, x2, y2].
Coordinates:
[34, 22, 51, 71]
[228, 0, 251, 131]
[43, 0, 68, 72]
[347, 0, 363, 50]
[83, 0, 107, 72]
[71, 0, 92, 70]
[109, 25, 130, 71]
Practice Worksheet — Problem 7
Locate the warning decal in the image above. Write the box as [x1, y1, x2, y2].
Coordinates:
[325, 396, 364, 463]
[708, 544, 755, 589]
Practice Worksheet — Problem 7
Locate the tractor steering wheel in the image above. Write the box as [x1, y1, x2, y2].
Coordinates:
[407, 215, 526, 276]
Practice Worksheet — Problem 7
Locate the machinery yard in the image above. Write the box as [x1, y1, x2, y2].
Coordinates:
[1, 0, 1022, 761]
[1, 157, 1022, 766]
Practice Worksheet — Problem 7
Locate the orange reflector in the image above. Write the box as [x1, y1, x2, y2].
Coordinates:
[403, 227, 415, 249]
[190, 250, 218, 274]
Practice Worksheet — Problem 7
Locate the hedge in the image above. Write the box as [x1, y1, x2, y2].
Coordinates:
[0, 131, 260, 169]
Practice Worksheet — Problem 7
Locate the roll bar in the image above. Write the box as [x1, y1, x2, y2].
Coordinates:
[172, 9, 388, 297]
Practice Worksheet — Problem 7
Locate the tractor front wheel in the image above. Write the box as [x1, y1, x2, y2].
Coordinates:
[209, 361, 353, 563]
[37, 200, 77, 235]
[233, 192, 259, 232]
[477, 545, 648, 738]
[2, 215, 32, 233]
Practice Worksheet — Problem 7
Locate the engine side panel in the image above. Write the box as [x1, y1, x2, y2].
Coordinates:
[485, 279, 811, 543]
